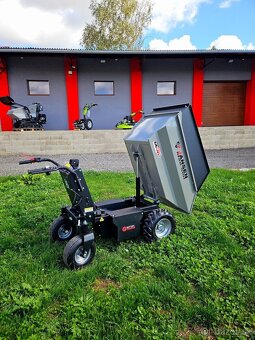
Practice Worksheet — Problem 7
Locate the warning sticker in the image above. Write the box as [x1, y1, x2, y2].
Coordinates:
[153, 141, 161, 157]
[84, 207, 94, 213]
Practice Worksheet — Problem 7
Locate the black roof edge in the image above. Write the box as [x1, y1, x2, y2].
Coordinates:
[0, 47, 255, 58]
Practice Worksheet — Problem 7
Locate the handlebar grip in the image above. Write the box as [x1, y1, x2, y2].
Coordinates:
[28, 169, 45, 175]
[19, 159, 36, 165]
[28, 166, 56, 175]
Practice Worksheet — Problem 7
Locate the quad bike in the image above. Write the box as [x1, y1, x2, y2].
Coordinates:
[19, 104, 209, 270]
[115, 110, 143, 129]
[73, 103, 97, 130]
[0, 96, 46, 129]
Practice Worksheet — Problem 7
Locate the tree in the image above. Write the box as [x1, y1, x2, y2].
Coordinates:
[81, 0, 152, 50]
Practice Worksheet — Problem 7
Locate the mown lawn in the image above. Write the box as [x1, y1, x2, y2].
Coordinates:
[0, 169, 254, 339]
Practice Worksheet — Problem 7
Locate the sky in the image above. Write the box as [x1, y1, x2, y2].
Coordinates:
[0, 0, 254, 50]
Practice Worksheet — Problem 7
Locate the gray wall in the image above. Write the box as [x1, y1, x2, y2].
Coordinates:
[7, 56, 68, 130]
[5, 55, 253, 131]
[77, 58, 130, 129]
[142, 58, 193, 114]
[204, 58, 252, 81]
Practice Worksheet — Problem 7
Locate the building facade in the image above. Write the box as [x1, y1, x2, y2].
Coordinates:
[0, 48, 254, 131]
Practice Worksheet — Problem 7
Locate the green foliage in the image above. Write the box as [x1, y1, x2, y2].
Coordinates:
[17, 174, 42, 186]
[0, 169, 254, 338]
[81, 0, 152, 50]
[1, 282, 50, 317]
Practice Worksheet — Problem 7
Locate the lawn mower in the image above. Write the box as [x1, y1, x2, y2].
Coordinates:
[19, 104, 209, 270]
[73, 103, 97, 130]
[0, 96, 46, 129]
[115, 110, 143, 129]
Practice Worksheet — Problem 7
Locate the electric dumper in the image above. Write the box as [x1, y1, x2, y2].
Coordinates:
[19, 104, 209, 269]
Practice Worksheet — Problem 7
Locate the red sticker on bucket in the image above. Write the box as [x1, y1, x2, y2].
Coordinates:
[153, 141, 161, 156]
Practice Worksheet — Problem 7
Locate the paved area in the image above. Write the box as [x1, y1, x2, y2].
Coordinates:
[205, 148, 255, 170]
[0, 148, 254, 176]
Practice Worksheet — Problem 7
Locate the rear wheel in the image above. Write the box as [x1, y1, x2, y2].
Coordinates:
[85, 119, 93, 130]
[143, 209, 175, 242]
[63, 235, 96, 269]
[50, 216, 75, 242]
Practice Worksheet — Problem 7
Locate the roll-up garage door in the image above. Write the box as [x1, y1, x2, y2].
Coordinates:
[202, 82, 246, 126]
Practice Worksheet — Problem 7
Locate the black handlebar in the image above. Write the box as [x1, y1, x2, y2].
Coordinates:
[28, 166, 57, 175]
[19, 159, 36, 165]
[19, 157, 61, 166]
[20, 158, 83, 191]
[19, 157, 41, 165]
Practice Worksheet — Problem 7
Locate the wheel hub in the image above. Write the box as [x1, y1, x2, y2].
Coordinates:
[155, 218, 172, 238]
[75, 246, 91, 265]
[58, 225, 72, 239]
[87, 121, 92, 129]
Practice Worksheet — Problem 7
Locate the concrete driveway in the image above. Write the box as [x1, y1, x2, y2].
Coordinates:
[0, 148, 254, 176]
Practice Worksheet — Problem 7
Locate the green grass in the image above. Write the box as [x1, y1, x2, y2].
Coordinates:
[0, 169, 254, 339]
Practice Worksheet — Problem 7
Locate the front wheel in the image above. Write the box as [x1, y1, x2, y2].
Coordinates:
[49, 216, 75, 242]
[143, 209, 175, 242]
[63, 235, 96, 269]
[85, 119, 93, 130]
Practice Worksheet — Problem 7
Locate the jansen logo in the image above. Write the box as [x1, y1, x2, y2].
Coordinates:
[122, 225, 136, 232]
[175, 141, 188, 180]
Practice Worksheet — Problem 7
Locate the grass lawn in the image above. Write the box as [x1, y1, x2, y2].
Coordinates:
[0, 169, 254, 339]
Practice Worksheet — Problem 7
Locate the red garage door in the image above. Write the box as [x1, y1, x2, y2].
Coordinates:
[202, 82, 246, 126]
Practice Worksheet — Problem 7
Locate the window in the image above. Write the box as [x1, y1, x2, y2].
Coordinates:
[157, 81, 176, 95]
[94, 81, 114, 95]
[27, 80, 50, 95]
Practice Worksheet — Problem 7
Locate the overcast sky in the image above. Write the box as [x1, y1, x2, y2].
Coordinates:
[0, 0, 254, 50]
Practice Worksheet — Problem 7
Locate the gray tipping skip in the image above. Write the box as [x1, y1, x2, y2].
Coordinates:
[124, 104, 210, 214]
